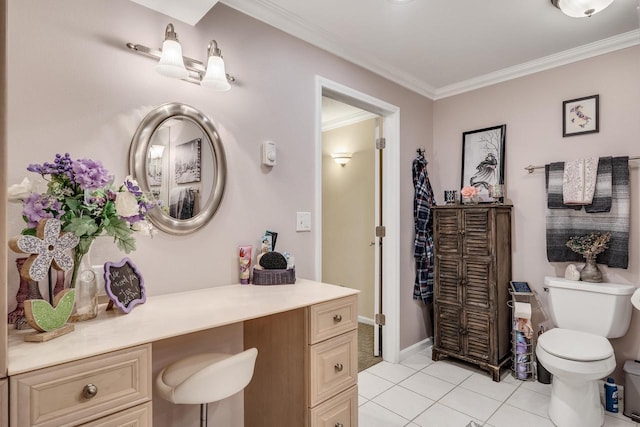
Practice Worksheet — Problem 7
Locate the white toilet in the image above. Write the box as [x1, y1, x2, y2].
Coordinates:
[536, 276, 636, 427]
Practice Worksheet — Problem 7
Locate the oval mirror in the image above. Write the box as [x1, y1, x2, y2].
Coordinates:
[129, 103, 226, 235]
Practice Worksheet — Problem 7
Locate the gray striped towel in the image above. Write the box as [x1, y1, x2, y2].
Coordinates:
[546, 156, 629, 268]
[546, 157, 612, 212]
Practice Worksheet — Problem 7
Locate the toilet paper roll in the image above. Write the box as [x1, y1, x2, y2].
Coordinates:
[514, 302, 532, 320]
[631, 288, 640, 310]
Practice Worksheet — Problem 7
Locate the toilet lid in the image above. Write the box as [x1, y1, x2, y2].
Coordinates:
[537, 328, 613, 361]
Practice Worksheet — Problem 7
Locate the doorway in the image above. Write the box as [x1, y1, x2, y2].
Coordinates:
[321, 97, 381, 370]
[315, 76, 401, 364]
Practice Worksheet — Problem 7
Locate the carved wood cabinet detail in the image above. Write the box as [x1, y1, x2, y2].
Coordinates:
[432, 205, 512, 382]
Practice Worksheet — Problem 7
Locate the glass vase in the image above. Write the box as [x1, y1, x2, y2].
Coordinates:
[68, 239, 98, 322]
[580, 255, 603, 283]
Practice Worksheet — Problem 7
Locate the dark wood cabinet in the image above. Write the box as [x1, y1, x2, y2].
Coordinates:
[432, 205, 512, 381]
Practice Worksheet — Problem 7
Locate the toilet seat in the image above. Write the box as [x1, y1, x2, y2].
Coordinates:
[537, 328, 613, 361]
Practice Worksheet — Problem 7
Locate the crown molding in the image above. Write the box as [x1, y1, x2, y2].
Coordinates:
[222, 0, 638, 101]
[434, 29, 640, 99]
[220, 0, 437, 99]
[322, 110, 378, 132]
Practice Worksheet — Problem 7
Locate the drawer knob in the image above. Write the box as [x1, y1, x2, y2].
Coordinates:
[334, 363, 344, 372]
[335, 423, 344, 427]
[333, 314, 342, 322]
[82, 383, 98, 399]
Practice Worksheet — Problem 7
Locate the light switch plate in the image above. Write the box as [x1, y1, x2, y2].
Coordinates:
[296, 212, 311, 232]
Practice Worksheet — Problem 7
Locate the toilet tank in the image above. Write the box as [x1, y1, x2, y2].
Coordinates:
[544, 276, 636, 338]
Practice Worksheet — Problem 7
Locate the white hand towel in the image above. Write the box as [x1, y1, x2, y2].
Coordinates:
[514, 302, 531, 320]
[563, 157, 598, 204]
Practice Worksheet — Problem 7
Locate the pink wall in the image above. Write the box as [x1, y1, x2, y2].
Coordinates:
[6, 1, 433, 353]
[433, 46, 640, 380]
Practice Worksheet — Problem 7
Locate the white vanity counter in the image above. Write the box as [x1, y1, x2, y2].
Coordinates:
[8, 279, 358, 375]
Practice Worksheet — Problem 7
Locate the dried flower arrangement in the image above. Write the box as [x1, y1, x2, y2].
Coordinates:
[566, 232, 611, 259]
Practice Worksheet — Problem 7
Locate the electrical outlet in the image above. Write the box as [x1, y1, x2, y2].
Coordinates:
[296, 212, 311, 232]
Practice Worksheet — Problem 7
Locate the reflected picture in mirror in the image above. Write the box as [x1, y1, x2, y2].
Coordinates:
[174, 139, 201, 185]
[130, 103, 226, 235]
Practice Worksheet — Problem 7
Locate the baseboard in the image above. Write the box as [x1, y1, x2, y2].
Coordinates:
[358, 316, 375, 326]
[399, 336, 433, 362]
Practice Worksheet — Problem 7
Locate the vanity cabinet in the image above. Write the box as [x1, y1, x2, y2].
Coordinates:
[244, 294, 358, 427]
[10, 344, 151, 427]
[432, 205, 512, 381]
[7, 281, 358, 427]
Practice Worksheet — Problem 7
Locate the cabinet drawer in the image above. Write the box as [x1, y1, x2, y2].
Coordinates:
[309, 296, 357, 344]
[11, 344, 151, 427]
[81, 402, 152, 427]
[309, 331, 357, 407]
[309, 385, 358, 427]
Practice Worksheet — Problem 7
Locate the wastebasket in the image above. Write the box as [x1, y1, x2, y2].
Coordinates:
[623, 360, 640, 422]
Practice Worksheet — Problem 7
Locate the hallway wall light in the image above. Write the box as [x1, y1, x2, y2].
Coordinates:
[551, 0, 615, 17]
[331, 152, 353, 166]
[126, 23, 235, 90]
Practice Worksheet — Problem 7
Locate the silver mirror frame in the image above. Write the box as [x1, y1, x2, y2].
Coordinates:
[129, 102, 227, 235]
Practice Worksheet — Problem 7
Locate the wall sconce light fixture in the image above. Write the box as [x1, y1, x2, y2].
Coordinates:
[551, 0, 614, 17]
[126, 23, 234, 90]
[331, 152, 353, 166]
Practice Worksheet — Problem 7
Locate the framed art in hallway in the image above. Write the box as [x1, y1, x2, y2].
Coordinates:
[563, 94, 599, 137]
[174, 138, 202, 184]
[460, 124, 506, 203]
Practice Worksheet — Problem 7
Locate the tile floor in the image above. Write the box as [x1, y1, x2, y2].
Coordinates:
[358, 346, 640, 427]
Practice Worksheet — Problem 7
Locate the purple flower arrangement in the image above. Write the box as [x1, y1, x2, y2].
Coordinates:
[11, 153, 157, 255]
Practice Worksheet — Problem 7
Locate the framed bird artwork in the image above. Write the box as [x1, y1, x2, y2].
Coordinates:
[461, 125, 506, 203]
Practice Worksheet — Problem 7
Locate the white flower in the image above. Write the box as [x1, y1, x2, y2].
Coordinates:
[132, 220, 156, 237]
[115, 191, 140, 217]
[8, 177, 33, 203]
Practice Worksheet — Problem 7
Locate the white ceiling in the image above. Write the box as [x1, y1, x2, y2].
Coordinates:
[132, 0, 640, 99]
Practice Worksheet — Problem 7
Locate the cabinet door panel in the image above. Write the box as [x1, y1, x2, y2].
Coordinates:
[433, 210, 460, 255]
[463, 209, 492, 257]
[462, 259, 492, 309]
[434, 256, 460, 304]
[435, 304, 462, 353]
[465, 310, 491, 361]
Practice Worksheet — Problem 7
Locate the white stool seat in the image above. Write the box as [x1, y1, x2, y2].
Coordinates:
[156, 348, 258, 426]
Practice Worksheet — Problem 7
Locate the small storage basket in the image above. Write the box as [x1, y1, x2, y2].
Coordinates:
[252, 267, 296, 285]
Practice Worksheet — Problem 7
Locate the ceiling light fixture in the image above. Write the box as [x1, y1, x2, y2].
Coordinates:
[551, 0, 615, 17]
[126, 23, 235, 90]
[331, 152, 353, 166]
